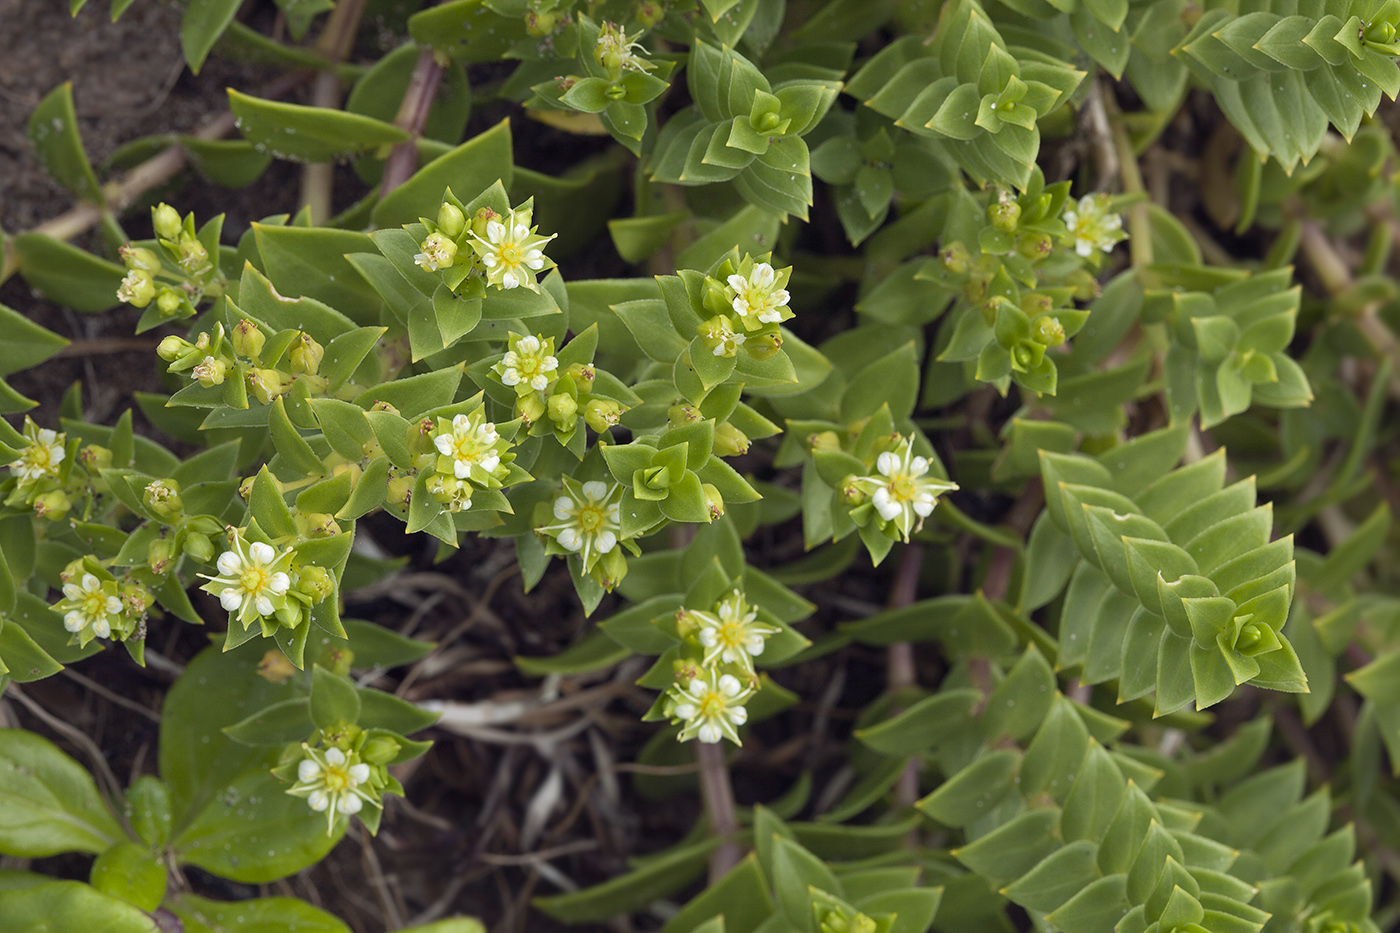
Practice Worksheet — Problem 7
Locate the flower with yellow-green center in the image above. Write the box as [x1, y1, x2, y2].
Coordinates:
[10, 420, 65, 487]
[538, 479, 622, 570]
[414, 232, 458, 272]
[198, 534, 295, 629]
[666, 666, 755, 745]
[595, 22, 655, 74]
[468, 207, 555, 292]
[691, 590, 779, 674]
[496, 334, 559, 393]
[55, 573, 124, 645]
[726, 260, 792, 331]
[1061, 194, 1125, 258]
[849, 436, 958, 542]
[116, 270, 156, 308]
[427, 473, 474, 512]
[432, 410, 509, 485]
[286, 744, 379, 834]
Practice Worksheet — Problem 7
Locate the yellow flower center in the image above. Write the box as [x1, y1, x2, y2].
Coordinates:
[323, 763, 350, 792]
[889, 474, 917, 501]
[499, 243, 523, 267]
[240, 567, 270, 595]
[81, 591, 107, 616]
[718, 621, 744, 648]
[577, 504, 605, 533]
[699, 690, 726, 718]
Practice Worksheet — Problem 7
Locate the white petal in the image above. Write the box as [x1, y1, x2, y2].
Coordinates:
[771, 288, 790, 307]
[726, 274, 748, 292]
[308, 789, 330, 811]
[909, 456, 929, 476]
[727, 706, 748, 726]
[541, 357, 558, 372]
[482, 253, 498, 267]
[501, 271, 520, 289]
[530, 374, 549, 391]
[526, 258, 545, 270]
[582, 481, 608, 501]
[454, 460, 472, 480]
[873, 489, 902, 521]
[554, 496, 576, 520]
[63, 611, 84, 632]
[688, 678, 708, 697]
[876, 451, 898, 477]
[248, 541, 276, 566]
[298, 759, 322, 782]
[718, 674, 741, 696]
[594, 530, 617, 554]
[501, 369, 522, 386]
[731, 297, 750, 316]
[349, 763, 370, 784]
[486, 220, 505, 242]
[104, 596, 122, 613]
[93, 618, 111, 638]
[325, 748, 347, 766]
[254, 596, 274, 617]
[913, 495, 936, 517]
[557, 528, 582, 552]
[480, 452, 500, 473]
[62, 583, 81, 600]
[338, 794, 363, 814]
[517, 336, 539, 353]
[673, 702, 697, 720]
[699, 629, 718, 647]
[434, 435, 455, 455]
[513, 224, 529, 240]
[269, 572, 291, 595]
[219, 588, 243, 611]
[697, 722, 721, 743]
[752, 263, 775, 287]
[82, 574, 101, 592]
[452, 414, 470, 431]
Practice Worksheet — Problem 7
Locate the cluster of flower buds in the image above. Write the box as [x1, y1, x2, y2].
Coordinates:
[668, 404, 750, 458]
[115, 203, 222, 321]
[414, 191, 557, 295]
[492, 332, 628, 437]
[697, 253, 793, 361]
[2, 417, 119, 523]
[660, 589, 779, 745]
[158, 317, 327, 408]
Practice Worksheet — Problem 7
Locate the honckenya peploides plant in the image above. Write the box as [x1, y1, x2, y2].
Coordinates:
[1, 0, 1399, 930]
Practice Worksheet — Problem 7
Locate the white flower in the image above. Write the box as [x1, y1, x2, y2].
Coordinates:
[538, 479, 622, 571]
[427, 473, 474, 512]
[56, 573, 123, 643]
[849, 436, 958, 542]
[116, 269, 154, 307]
[468, 208, 555, 292]
[668, 667, 755, 745]
[727, 261, 792, 330]
[414, 232, 457, 272]
[198, 535, 293, 627]
[595, 22, 654, 74]
[286, 744, 379, 834]
[710, 317, 745, 357]
[433, 412, 503, 481]
[499, 334, 559, 392]
[11, 423, 65, 486]
[692, 590, 780, 674]
[1061, 195, 1124, 258]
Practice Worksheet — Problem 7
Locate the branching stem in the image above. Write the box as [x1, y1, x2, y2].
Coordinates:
[697, 741, 742, 882]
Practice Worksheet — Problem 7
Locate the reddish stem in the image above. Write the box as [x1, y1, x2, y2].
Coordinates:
[381, 49, 445, 197]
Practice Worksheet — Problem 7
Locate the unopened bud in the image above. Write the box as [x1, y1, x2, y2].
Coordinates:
[121, 245, 162, 273]
[988, 199, 1021, 233]
[838, 475, 867, 506]
[191, 355, 226, 388]
[118, 270, 156, 307]
[157, 335, 192, 361]
[641, 465, 671, 490]
[547, 392, 578, 425]
[175, 238, 209, 274]
[1017, 232, 1053, 260]
[232, 319, 265, 359]
[362, 735, 401, 765]
[808, 430, 841, 453]
[1031, 316, 1066, 348]
[744, 331, 783, 361]
[289, 333, 324, 376]
[702, 483, 724, 520]
[79, 445, 111, 472]
[594, 546, 628, 591]
[386, 475, 413, 511]
[34, 490, 71, 520]
[296, 565, 335, 602]
[471, 207, 500, 239]
[584, 398, 623, 432]
[713, 422, 749, 457]
[369, 400, 400, 415]
[703, 278, 733, 316]
[299, 512, 339, 538]
[152, 203, 182, 240]
[940, 242, 971, 276]
[668, 404, 703, 425]
[636, 0, 664, 27]
[518, 392, 546, 426]
[147, 538, 174, 575]
[155, 288, 183, 318]
[525, 9, 557, 35]
[564, 363, 595, 393]
[436, 202, 466, 238]
[143, 479, 184, 519]
[247, 368, 284, 405]
[184, 532, 214, 563]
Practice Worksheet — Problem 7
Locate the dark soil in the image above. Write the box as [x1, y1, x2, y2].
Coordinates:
[0, 5, 914, 933]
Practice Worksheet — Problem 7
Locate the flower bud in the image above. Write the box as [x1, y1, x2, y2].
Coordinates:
[175, 238, 210, 275]
[548, 392, 578, 425]
[295, 564, 335, 602]
[232, 319, 266, 359]
[564, 363, 595, 393]
[289, 332, 324, 376]
[386, 475, 413, 511]
[940, 242, 971, 276]
[299, 512, 340, 538]
[436, 202, 466, 238]
[157, 336, 192, 361]
[59, 558, 87, 584]
[838, 475, 867, 506]
[121, 245, 162, 273]
[361, 735, 401, 765]
[1017, 232, 1054, 260]
[370, 400, 401, 415]
[641, 465, 671, 490]
[471, 207, 500, 239]
[155, 288, 184, 318]
[184, 531, 215, 563]
[191, 355, 226, 388]
[518, 392, 546, 426]
[584, 398, 623, 432]
[147, 538, 174, 575]
[713, 421, 750, 457]
[34, 490, 71, 520]
[636, 0, 665, 27]
[152, 203, 182, 240]
[1031, 316, 1066, 348]
[121, 582, 154, 617]
[808, 430, 841, 453]
[258, 649, 297, 684]
[1365, 20, 1397, 44]
[525, 9, 557, 35]
[79, 444, 112, 473]
[988, 199, 1021, 233]
[238, 476, 257, 501]
[753, 109, 783, 133]
[143, 479, 184, 519]
[117, 270, 156, 308]
[247, 368, 284, 405]
[594, 545, 628, 591]
[702, 483, 725, 520]
[819, 909, 877, 933]
[675, 608, 701, 639]
[668, 404, 703, 426]
[744, 331, 783, 361]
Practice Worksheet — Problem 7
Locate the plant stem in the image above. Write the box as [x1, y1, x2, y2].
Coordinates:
[1103, 92, 1152, 269]
[300, 0, 369, 223]
[381, 49, 445, 198]
[696, 740, 742, 882]
[886, 544, 923, 811]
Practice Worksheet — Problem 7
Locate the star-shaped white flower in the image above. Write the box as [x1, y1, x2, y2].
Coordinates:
[727, 262, 792, 330]
[56, 573, 123, 643]
[667, 667, 754, 745]
[539, 479, 622, 570]
[692, 590, 780, 674]
[469, 209, 555, 292]
[433, 412, 503, 481]
[849, 437, 958, 542]
[12, 424, 65, 486]
[1061, 194, 1124, 258]
[286, 745, 379, 834]
[500, 334, 559, 392]
[199, 536, 293, 626]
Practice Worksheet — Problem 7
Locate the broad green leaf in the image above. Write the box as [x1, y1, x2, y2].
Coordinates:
[0, 729, 124, 856]
[27, 83, 101, 202]
[0, 881, 157, 933]
[183, 0, 244, 72]
[12, 233, 126, 313]
[667, 853, 774, 933]
[171, 893, 352, 933]
[229, 89, 408, 163]
[916, 749, 1020, 827]
[372, 120, 513, 229]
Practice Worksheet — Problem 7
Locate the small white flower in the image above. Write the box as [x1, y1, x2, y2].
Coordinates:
[849, 436, 958, 543]
[727, 261, 792, 330]
[55, 573, 123, 644]
[414, 232, 457, 272]
[692, 590, 780, 674]
[198, 534, 293, 627]
[1061, 195, 1124, 258]
[538, 479, 622, 571]
[667, 666, 754, 745]
[595, 22, 655, 74]
[427, 473, 474, 512]
[10, 422, 65, 486]
[433, 412, 503, 480]
[499, 334, 559, 392]
[468, 209, 555, 292]
[286, 744, 379, 834]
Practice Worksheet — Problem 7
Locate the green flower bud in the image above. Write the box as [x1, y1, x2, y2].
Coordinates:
[548, 392, 579, 425]
[191, 355, 226, 387]
[668, 404, 703, 425]
[155, 288, 184, 318]
[838, 475, 868, 506]
[518, 391, 546, 426]
[436, 202, 466, 238]
[232, 319, 266, 359]
[940, 241, 971, 276]
[157, 335, 193, 361]
[808, 430, 841, 453]
[34, 489, 71, 520]
[175, 238, 210, 275]
[525, 9, 558, 36]
[184, 531, 214, 563]
[584, 398, 623, 432]
[641, 465, 671, 490]
[672, 657, 702, 683]
[147, 538, 174, 574]
[117, 270, 156, 307]
[744, 331, 783, 361]
[298, 512, 340, 538]
[636, 1, 664, 26]
[370, 400, 401, 416]
[120, 581, 154, 617]
[79, 444, 112, 473]
[1011, 340, 1044, 372]
[152, 203, 182, 240]
[594, 545, 628, 592]
[1017, 232, 1053, 260]
[703, 483, 724, 520]
[289, 332, 325, 376]
[819, 909, 877, 933]
[471, 207, 500, 239]
[988, 199, 1021, 232]
[143, 479, 183, 519]
[362, 735, 401, 765]
[120, 245, 162, 273]
[318, 643, 354, 676]
[247, 368, 285, 405]
[1031, 316, 1066, 348]
[713, 422, 750, 457]
[386, 475, 413, 511]
[564, 362, 595, 393]
[1365, 20, 1396, 44]
[296, 564, 336, 602]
